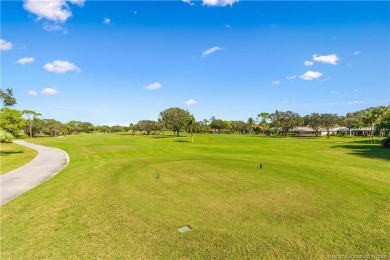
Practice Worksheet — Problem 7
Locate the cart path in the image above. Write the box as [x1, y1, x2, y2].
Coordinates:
[1, 140, 70, 206]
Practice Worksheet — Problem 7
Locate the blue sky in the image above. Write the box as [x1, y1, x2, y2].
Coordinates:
[1, 0, 389, 125]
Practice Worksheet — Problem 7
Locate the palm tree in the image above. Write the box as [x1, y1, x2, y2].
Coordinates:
[247, 117, 254, 134]
[185, 114, 196, 143]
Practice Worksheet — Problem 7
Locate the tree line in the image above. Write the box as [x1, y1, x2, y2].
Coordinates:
[1, 89, 389, 142]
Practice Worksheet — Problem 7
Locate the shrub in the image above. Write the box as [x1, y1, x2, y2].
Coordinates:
[15, 133, 28, 139]
[0, 129, 14, 143]
[381, 137, 390, 149]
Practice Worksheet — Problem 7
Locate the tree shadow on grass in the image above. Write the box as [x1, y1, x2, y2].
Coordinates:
[152, 135, 175, 139]
[174, 140, 189, 143]
[0, 150, 24, 156]
[331, 143, 390, 161]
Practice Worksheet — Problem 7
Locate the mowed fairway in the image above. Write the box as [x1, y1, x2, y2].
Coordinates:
[1, 134, 389, 259]
[0, 142, 38, 174]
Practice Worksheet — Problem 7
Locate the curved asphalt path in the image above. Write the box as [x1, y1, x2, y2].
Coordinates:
[1, 140, 70, 206]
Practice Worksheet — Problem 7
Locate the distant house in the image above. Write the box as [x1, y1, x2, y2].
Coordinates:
[289, 126, 372, 136]
[289, 127, 317, 136]
[336, 127, 372, 136]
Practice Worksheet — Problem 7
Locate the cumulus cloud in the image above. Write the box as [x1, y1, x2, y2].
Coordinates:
[300, 71, 323, 80]
[24, 0, 71, 23]
[44, 60, 81, 73]
[41, 88, 59, 95]
[103, 17, 111, 24]
[313, 54, 340, 65]
[203, 0, 239, 7]
[202, 46, 223, 57]
[0, 39, 13, 51]
[286, 75, 297, 80]
[304, 60, 314, 66]
[144, 82, 162, 90]
[353, 51, 361, 56]
[272, 80, 280, 86]
[23, 0, 84, 32]
[184, 98, 197, 105]
[17, 57, 35, 65]
[182, 0, 195, 6]
[28, 90, 38, 96]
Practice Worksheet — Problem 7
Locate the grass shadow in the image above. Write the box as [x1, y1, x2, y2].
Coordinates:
[152, 135, 175, 139]
[0, 150, 24, 156]
[331, 143, 390, 161]
[174, 140, 189, 143]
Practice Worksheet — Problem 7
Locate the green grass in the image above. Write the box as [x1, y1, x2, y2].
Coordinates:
[0, 142, 38, 174]
[1, 134, 389, 259]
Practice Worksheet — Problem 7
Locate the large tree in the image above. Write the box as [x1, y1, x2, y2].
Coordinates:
[231, 120, 246, 134]
[339, 112, 363, 136]
[22, 110, 42, 139]
[43, 119, 63, 137]
[362, 106, 387, 138]
[159, 107, 190, 137]
[320, 113, 338, 138]
[0, 88, 17, 107]
[136, 120, 157, 135]
[376, 106, 390, 137]
[304, 113, 322, 137]
[0, 108, 25, 136]
[270, 110, 302, 136]
[257, 112, 271, 134]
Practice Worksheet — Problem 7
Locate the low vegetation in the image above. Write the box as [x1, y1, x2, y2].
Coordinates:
[1, 134, 389, 258]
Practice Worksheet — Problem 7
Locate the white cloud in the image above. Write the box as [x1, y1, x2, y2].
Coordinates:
[286, 75, 296, 80]
[43, 23, 65, 32]
[300, 71, 323, 80]
[202, 46, 223, 57]
[144, 82, 162, 90]
[23, 0, 71, 23]
[103, 17, 111, 24]
[353, 51, 361, 56]
[41, 88, 59, 95]
[182, 0, 195, 6]
[304, 60, 314, 66]
[347, 101, 364, 105]
[28, 90, 38, 96]
[203, 0, 239, 7]
[0, 39, 13, 51]
[17, 57, 35, 65]
[67, 0, 84, 6]
[184, 98, 197, 105]
[23, 0, 84, 23]
[313, 54, 340, 65]
[44, 60, 81, 73]
[272, 80, 280, 86]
